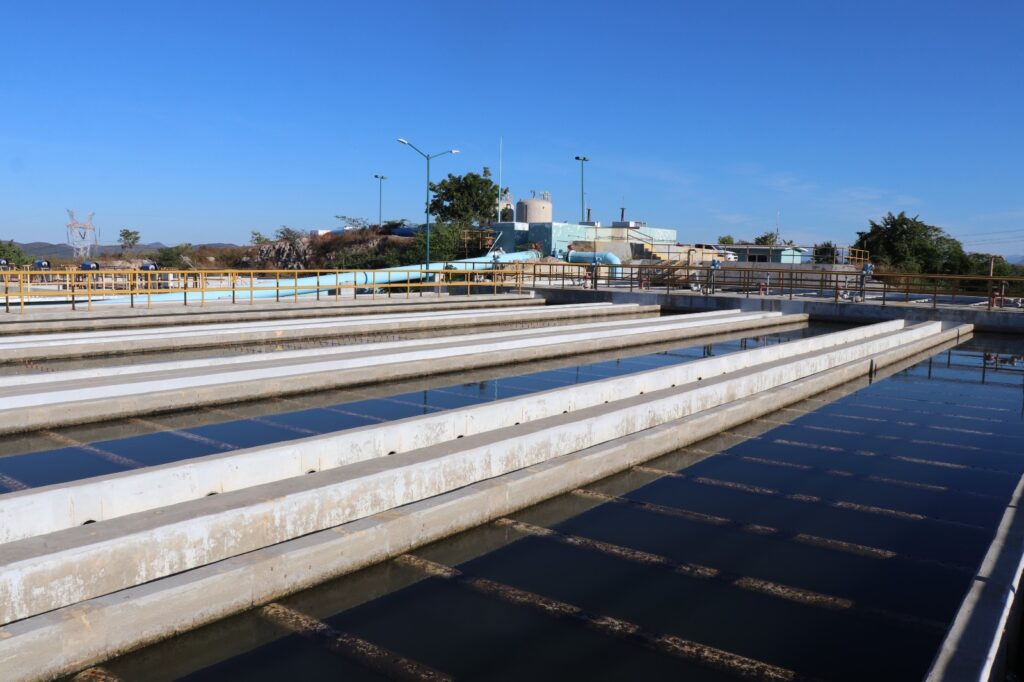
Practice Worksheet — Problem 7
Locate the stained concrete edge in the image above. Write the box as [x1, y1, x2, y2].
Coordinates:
[926, 473, 1024, 682]
[0, 323, 970, 682]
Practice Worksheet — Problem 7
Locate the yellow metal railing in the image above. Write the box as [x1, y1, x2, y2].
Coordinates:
[0, 264, 524, 313]
[523, 262, 1024, 311]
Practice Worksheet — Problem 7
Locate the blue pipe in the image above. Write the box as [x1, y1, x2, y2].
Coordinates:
[99, 250, 543, 303]
[567, 251, 622, 278]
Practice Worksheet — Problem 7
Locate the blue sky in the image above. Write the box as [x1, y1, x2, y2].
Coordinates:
[2, 1, 1022, 254]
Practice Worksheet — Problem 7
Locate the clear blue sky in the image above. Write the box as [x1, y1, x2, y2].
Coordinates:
[2, 1, 1022, 253]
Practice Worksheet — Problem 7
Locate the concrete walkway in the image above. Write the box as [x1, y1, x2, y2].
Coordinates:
[0, 301, 657, 362]
[0, 319, 970, 680]
[0, 293, 542, 335]
[0, 309, 802, 433]
[530, 285, 1024, 333]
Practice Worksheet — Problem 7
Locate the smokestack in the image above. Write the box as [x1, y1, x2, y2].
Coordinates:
[620, 207, 626, 222]
[586, 207, 592, 222]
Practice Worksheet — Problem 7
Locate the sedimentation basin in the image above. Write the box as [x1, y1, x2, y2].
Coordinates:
[0, 299, 1019, 682]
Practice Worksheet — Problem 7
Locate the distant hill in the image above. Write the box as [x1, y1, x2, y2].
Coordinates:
[9, 241, 241, 260]
[1006, 254, 1024, 265]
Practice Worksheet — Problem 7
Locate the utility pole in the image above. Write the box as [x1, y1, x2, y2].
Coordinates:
[373, 175, 387, 229]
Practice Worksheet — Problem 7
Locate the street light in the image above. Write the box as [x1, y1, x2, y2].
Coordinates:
[397, 138, 460, 267]
[574, 156, 589, 224]
[373, 174, 387, 229]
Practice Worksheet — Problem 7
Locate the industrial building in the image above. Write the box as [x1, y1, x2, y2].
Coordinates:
[491, 192, 677, 259]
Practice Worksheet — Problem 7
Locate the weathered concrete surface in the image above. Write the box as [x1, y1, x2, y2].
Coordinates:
[0, 309, 751, 390]
[926, 474, 1024, 682]
[0, 320, 911, 542]
[0, 321, 812, 462]
[0, 321, 967, 626]
[0, 311, 803, 434]
[531, 285, 1024, 334]
[0, 302, 659, 362]
[0, 293, 542, 335]
[0, 325, 971, 682]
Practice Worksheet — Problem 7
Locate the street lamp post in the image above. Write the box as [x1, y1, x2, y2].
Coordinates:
[373, 174, 387, 229]
[397, 139, 460, 268]
[574, 156, 589, 224]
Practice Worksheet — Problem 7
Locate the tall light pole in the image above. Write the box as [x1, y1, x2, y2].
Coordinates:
[397, 138, 460, 267]
[373, 175, 387, 229]
[574, 156, 589, 224]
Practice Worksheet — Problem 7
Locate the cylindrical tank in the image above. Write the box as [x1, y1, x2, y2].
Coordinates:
[515, 196, 553, 223]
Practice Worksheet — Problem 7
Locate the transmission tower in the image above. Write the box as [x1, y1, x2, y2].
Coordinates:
[66, 209, 98, 259]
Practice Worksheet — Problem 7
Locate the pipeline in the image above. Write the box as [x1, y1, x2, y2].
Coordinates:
[568, 251, 622, 279]
[100, 250, 542, 304]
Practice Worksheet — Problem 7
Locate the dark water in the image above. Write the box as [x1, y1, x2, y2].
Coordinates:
[0, 324, 835, 492]
[88, 335, 1024, 681]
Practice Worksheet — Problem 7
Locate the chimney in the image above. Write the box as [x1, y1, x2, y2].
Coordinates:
[586, 207, 592, 222]
[620, 207, 626, 222]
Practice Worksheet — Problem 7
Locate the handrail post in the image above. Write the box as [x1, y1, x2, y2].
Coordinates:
[200, 272, 206, 307]
[276, 272, 280, 303]
[231, 272, 236, 304]
[87, 272, 93, 311]
[183, 272, 188, 306]
[316, 271, 321, 301]
[249, 271, 254, 304]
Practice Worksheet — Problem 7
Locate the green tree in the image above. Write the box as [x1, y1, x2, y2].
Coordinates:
[250, 231, 271, 245]
[717, 235, 735, 245]
[413, 222, 464, 263]
[118, 229, 140, 253]
[428, 168, 506, 227]
[753, 231, 778, 245]
[854, 212, 969, 273]
[155, 243, 193, 269]
[0, 241, 29, 266]
[813, 241, 837, 265]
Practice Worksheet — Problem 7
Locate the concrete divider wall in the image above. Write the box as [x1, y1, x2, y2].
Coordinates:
[0, 325, 972, 682]
[0, 294, 544, 335]
[0, 307, 723, 387]
[0, 302, 660, 362]
[0, 319, 910, 542]
[0, 312, 805, 434]
[0, 321, 957, 625]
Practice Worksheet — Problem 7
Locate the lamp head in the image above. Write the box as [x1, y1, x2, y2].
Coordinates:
[397, 138, 409, 145]
[451, 149, 461, 155]
[575, 155, 589, 162]
[374, 174, 386, 180]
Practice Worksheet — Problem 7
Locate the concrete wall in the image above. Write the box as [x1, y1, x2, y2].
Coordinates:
[530, 286, 1024, 334]
[0, 320, 963, 626]
[0, 323, 971, 682]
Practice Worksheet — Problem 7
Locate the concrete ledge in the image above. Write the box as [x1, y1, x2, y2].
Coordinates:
[0, 319, 909, 542]
[0, 302, 659, 362]
[0, 321, 963, 625]
[0, 324, 972, 682]
[0, 294, 542, 335]
[0, 312, 803, 434]
[529, 285, 1024, 334]
[926, 474, 1024, 681]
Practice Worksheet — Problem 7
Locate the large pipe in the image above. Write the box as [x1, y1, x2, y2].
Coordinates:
[568, 250, 622, 279]
[101, 250, 542, 304]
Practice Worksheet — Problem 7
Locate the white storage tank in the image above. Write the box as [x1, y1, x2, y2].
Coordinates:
[515, 192, 553, 223]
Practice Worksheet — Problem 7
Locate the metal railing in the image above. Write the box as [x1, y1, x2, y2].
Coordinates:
[0, 264, 524, 313]
[524, 262, 1024, 312]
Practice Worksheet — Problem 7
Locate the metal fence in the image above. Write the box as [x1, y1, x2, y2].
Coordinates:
[0, 264, 524, 313]
[523, 262, 1024, 312]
